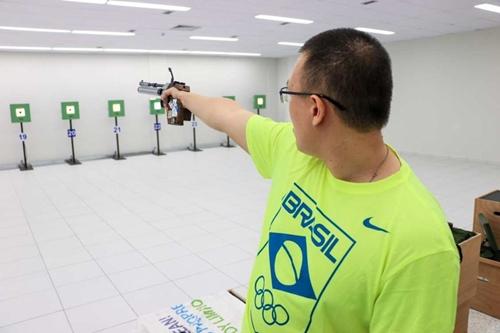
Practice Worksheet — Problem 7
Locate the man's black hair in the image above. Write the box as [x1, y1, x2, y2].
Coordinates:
[299, 28, 393, 132]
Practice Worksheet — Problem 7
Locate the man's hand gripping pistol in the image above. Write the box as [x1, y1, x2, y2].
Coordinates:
[137, 68, 191, 125]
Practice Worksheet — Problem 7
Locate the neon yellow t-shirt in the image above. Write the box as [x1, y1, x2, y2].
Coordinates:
[242, 115, 460, 333]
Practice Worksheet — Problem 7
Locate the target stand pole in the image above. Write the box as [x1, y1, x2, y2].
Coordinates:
[187, 114, 202, 152]
[20, 122, 27, 169]
[257, 108, 260, 115]
[153, 114, 165, 156]
[18, 122, 33, 171]
[113, 116, 126, 160]
[65, 119, 81, 165]
[221, 134, 235, 148]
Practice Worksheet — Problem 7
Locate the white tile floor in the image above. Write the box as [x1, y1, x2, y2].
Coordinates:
[0, 147, 498, 332]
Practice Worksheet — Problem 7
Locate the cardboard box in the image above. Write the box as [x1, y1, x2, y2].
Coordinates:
[471, 190, 500, 319]
[454, 232, 481, 333]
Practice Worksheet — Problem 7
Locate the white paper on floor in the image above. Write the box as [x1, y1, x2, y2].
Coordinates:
[137, 291, 245, 333]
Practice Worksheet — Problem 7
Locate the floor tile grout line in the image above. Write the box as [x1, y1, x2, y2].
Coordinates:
[92, 319, 137, 333]
[0, 271, 63, 304]
[0, 252, 43, 266]
[54, 280, 180, 312]
[0, 309, 73, 330]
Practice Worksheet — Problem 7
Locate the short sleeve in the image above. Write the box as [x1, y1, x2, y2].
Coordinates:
[245, 115, 292, 179]
[370, 250, 460, 333]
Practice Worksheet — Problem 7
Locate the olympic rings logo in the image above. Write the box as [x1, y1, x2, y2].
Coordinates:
[253, 275, 290, 326]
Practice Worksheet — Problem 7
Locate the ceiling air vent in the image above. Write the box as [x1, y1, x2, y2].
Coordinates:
[170, 25, 201, 32]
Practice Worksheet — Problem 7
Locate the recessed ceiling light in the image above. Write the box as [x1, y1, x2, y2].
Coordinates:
[0, 26, 71, 33]
[187, 51, 259, 56]
[355, 27, 395, 35]
[0, 46, 52, 51]
[62, 0, 190, 11]
[278, 41, 304, 47]
[53, 47, 104, 52]
[255, 15, 313, 24]
[150, 50, 261, 56]
[103, 48, 149, 53]
[107, 1, 190, 11]
[0, 26, 135, 36]
[474, 3, 500, 14]
[62, 0, 107, 4]
[72, 30, 136, 36]
[190, 36, 239, 42]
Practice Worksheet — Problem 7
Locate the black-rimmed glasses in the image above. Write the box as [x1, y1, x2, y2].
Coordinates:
[279, 86, 347, 111]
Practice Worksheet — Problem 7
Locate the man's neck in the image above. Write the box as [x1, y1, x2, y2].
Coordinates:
[320, 131, 400, 183]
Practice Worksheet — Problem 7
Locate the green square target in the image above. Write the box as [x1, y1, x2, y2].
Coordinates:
[149, 98, 165, 115]
[253, 95, 266, 109]
[108, 100, 125, 117]
[61, 101, 80, 120]
[10, 104, 31, 123]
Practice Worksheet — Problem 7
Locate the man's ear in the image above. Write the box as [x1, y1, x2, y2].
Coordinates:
[310, 95, 327, 126]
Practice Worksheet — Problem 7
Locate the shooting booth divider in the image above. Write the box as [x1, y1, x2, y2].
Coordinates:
[108, 100, 126, 160]
[149, 98, 165, 156]
[253, 94, 266, 115]
[221, 96, 236, 148]
[61, 101, 81, 165]
[10, 103, 33, 171]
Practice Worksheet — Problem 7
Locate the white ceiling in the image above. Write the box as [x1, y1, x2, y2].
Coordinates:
[0, 0, 500, 57]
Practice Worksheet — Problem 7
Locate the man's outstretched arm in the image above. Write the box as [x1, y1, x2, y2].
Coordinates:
[161, 87, 255, 153]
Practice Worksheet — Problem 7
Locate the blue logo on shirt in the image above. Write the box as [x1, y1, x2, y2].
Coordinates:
[269, 233, 316, 300]
[362, 217, 389, 233]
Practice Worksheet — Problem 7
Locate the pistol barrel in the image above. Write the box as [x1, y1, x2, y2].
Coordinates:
[137, 86, 163, 95]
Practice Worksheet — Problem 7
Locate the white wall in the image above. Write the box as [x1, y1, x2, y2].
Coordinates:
[385, 26, 500, 164]
[0, 53, 278, 168]
[276, 26, 500, 165]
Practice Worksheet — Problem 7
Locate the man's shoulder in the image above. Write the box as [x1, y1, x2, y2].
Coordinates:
[251, 117, 299, 152]
[388, 186, 456, 262]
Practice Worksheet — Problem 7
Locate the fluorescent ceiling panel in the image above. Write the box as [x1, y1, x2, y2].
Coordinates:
[63, 0, 107, 4]
[0, 26, 70, 33]
[190, 36, 239, 42]
[278, 41, 304, 46]
[355, 27, 395, 35]
[0, 46, 52, 51]
[474, 3, 500, 14]
[72, 30, 135, 36]
[107, 1, 190, 11]
[255, 14, 313, 24]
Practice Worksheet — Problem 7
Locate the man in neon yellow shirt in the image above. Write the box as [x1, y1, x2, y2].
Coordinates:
[161, 28, 459, 332]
